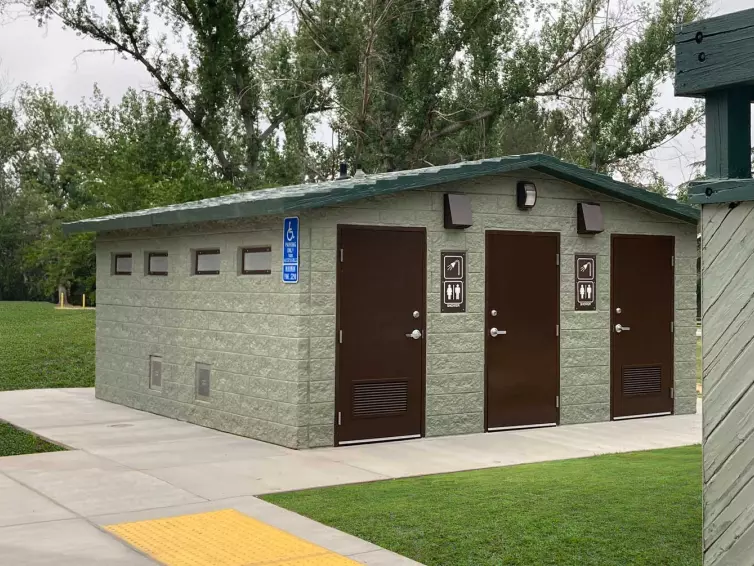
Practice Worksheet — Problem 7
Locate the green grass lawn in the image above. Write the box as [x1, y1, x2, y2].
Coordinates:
[0, 302, 95, 391]
[265, 446, 702, 566]
[0, 422, 66, 457]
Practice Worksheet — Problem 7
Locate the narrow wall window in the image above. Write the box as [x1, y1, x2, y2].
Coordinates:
[114, 253, 132, 275]
[194, 249, 221, 275]
[149, 355, 163, 390]
[195, 363, 211, 401]
[148, 252, 169, 276]
[241, 246, 272, 275]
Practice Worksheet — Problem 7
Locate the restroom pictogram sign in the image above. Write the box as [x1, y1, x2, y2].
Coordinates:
[441, 252, 466, 313]
[575, 254, 597, 311]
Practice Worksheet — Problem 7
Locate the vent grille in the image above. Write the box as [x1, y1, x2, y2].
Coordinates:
[149, 356, 162, 390]
[196, 363, 211, 400]
[622, 365, 662, 396]
[353, 381, 408, 418]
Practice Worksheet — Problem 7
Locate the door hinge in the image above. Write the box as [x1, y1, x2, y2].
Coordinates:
[556, 395, 560, 408]
[671, 256, 675, 267]
[556, 253, 560, 266]
[337, 411, 342, 425]
[670, 388, 675, 399]
[670, 321, 674, 333]
[339, 329, 343, 344]
[340, 249, 344, 262]
[556, 324, 560, 337]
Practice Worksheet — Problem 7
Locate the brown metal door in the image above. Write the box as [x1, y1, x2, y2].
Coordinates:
[485, 231, 560, 430]
[611, 235, 674, 419]
[335, 226, 425, 445]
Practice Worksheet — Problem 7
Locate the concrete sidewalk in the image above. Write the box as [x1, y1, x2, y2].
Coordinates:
[0, 388, 701, 565]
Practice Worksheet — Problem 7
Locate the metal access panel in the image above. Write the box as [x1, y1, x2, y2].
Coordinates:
[195, 363, 211, 401]
[149, 355, 163, 390]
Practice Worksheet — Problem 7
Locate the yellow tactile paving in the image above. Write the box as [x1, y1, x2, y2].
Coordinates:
[105, 509, 361, 566]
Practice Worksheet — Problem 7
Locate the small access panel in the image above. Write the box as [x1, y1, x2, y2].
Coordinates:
[611, 235, 674, 419]
[485, 231, 560, 430]
[336, 226, 426, 445]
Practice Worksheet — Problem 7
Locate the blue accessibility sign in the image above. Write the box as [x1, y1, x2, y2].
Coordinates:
[282, 216, 299, 283]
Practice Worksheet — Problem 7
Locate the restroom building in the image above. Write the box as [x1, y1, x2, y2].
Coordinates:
[64, 154, 699, 449]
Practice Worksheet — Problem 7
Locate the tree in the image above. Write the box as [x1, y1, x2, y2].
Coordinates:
[285, 0, 611, 171]
[559, 0, 706, 173]
[280, 0, 705, 175]
[30, 0, 329, 189]
[0, 74, 36, 300]
[2, 85, 231, 302]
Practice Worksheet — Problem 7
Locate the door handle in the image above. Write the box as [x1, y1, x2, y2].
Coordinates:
[490, 327, 507, 337]
[615, 324, 631, 333]
[406, 329, 422, 340]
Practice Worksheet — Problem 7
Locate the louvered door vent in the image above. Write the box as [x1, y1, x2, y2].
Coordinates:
[622, 365, 662, 396]
[353, 381, 408, 418]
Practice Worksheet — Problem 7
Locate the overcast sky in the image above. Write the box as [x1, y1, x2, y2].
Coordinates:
[1, 0, 751, 189]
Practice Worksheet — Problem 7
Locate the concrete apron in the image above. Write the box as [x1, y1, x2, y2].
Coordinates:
[0, 388, 701, 565]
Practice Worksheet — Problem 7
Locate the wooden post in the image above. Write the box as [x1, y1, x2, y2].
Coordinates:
[705, 88, 751, 180]
[675, 9, 754, 566]
[82, 294, 86, 308]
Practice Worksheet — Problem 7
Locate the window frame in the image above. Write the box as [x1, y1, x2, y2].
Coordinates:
[240, 246, 272, 275]
[147, 252, 169, 276]
[194, 249, 221, 275]
[113, 253, 133, 276]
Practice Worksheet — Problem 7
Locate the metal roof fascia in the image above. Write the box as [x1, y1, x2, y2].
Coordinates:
[61, 154, 698, 233]
[533, 159, 699, 224]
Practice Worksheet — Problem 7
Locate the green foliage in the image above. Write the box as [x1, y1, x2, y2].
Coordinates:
[0, 422, 66, 457]
[30, 0, 328, 188]
[265, 446, 703, 566]
[1, 0, 709, 297]
[0, 86, 232, 300]
[25, 0, 706, 185]
[0, 302, 95, 390]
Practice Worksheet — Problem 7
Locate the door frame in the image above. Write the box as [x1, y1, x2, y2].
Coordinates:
[483, 229, 561, 431]
[334, 224, 427, 446]
[609, 233, 675, 420]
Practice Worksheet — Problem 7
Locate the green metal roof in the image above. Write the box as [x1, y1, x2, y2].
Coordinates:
[63, 153, 698, 235]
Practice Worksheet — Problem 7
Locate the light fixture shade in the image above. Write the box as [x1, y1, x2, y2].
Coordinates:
[443, 193, 473, 229]
[516, 181, 537, 210]
[577, 202, 604, 234]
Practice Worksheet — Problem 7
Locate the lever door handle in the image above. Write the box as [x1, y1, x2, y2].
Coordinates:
[490, 327, 507, 337]
[615, 324, 631, 333]
[406, 329, 422, 340]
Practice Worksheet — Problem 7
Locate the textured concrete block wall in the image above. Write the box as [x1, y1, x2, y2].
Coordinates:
[300, 170, 698, 446]
[94, 172, 697, 450]
[95, 217, 309, 448]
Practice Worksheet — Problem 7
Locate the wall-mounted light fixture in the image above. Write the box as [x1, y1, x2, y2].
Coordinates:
[516, 181, 537, 210]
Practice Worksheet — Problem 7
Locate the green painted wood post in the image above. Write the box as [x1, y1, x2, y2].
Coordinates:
[675, 9, 754, 565]
[705, 88, 751, 180]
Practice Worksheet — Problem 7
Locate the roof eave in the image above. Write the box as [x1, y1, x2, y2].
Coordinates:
[62, 154, 699, 234]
